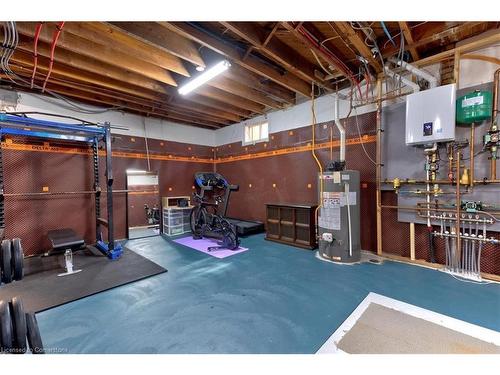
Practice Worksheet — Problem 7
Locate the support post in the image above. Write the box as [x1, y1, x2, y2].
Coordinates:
[454, 50, 461, 86]
[410, 222, 416, 260]
[376, 79, 383, 255]
[0, 130, 4, 240]
[105, 123, 115, 252]
[93, 137, 101, 242]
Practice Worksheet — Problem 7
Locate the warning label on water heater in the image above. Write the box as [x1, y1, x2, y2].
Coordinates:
[322, 191, 356, 206]
[319, 191, 357, 231]
[319, 205, 341, 230]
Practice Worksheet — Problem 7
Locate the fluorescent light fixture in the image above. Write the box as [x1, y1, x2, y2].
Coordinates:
[178, 60, 231, 96]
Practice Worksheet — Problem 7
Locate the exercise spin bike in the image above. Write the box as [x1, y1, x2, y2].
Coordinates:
[190, 172, 240, 250]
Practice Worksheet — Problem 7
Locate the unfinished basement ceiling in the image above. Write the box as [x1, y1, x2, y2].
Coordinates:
[1, 21, 498, 129]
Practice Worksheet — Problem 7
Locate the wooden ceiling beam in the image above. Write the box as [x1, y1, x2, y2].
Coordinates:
[11, 63, 228, 128]
[5, 70, 221, 128]
[208, 75, 284, 109]
[220, 22, 332, 91]
[11, 49, 164, 102]
[398, 22, 420, 61]
[11, 48, 240, 124]
[110, 22, 205, 67]
[195, 86, 266, 114]
[16, 22, 177, 86]
[182, 94, 253, 118]
[413, 29, 500, 67]
[280, 22, 351, 83]
[169, 99, 242, 123]
[56, 22, 190, 77]
[165, 106, 231, 125]
[6, 32, 171, 96]
[160, 22, 312, 97]
[226, 64, 295, 104]
[334, 22, 383, 73]
[382, 22, 486, 58]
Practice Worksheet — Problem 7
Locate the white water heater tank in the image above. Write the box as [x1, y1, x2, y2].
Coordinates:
[405, 83, 456, 145]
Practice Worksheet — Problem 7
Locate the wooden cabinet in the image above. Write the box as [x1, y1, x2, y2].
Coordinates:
[265, 203, 317, 250]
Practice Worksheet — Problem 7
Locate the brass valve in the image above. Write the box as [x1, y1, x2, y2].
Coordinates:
[460, 168, 470, 186]
[393, 177, 401, 190]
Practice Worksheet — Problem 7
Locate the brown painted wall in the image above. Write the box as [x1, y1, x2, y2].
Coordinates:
[2, 135, 212, 256]
[2, 116, 498, 275]
[216, 111, 378, 253]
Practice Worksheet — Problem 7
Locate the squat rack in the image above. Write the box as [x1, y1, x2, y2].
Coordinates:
[0, 113, 123, 260]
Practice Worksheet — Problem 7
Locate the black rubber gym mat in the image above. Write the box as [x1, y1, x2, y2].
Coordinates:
[0, 248, 166, 313]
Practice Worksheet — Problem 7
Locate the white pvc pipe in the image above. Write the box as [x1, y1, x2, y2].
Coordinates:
[384, 66, 420, 93]
[334, 95, 345, 162]
[389, 57, 439, 88]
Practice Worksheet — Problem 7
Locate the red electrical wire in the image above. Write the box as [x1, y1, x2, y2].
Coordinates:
[297, 25, 363, 99]
[30, 22, 43, 89]
[41, 21, 65, 93]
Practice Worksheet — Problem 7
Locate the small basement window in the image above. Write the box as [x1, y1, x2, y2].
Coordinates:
[243, 122, 269, 145]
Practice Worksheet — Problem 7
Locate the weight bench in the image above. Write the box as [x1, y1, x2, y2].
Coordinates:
[47, 228, 85, 277]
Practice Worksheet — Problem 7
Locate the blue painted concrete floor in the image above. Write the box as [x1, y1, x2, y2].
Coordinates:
[36, 234, 500, 353]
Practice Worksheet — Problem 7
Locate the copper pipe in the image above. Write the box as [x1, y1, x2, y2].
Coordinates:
[399, 191, 465, 195]
[386, 178, 500, 185]
[380, 204, 500, 217]
[384, 178, 456, 185]
[474, 179, 500, 184]
[376, 78, 383, 255]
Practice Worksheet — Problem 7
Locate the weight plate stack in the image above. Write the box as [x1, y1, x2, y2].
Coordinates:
[1, 239, 12, 284]
[11, 238, 24, 281]
[26, 313, 44, 354]
[0, 299, 13, 353]
[9, 296, 27, 354]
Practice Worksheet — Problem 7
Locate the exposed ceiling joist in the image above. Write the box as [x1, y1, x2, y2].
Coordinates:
[226, 64, 296, 104]
[16, 22, 178, 86]
[58, 22, 190, 76]
[185, 94, 253, 118]
[413, 29, 500, 67]
[334, 22, 383, 73]
[12, 63, 229, 127]
[168, 99, 242, 123]
[109, 22, 206, 67]
[196, 86, 266, 114]
[220, 22, 332, 91]
[11, 50, 162, 102]
[4, 69, 222, 129]
[383, 22, 486, 58]
[209, 75, 284, 109]
[398, 22, 420, 60]
[160, 22, 312, 97]
[13, 37, 170, 96]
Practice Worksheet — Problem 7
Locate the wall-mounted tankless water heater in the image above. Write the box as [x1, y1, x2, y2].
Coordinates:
[405, 83, 456, 145]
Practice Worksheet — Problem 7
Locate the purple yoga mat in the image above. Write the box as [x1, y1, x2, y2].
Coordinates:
[173, 236, 249, 259]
